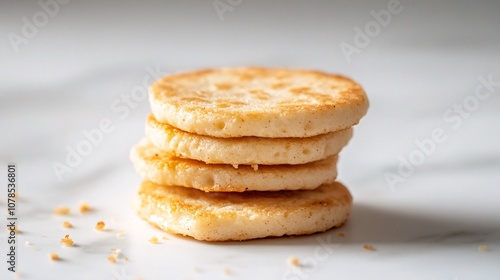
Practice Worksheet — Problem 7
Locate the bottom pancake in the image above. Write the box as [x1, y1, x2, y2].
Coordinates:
[134, 181, 352, 241]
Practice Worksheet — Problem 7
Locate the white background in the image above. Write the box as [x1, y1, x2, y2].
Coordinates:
[1, 0, 499, 279]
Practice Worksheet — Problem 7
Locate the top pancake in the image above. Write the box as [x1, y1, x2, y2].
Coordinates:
[149, 67, 368, 138]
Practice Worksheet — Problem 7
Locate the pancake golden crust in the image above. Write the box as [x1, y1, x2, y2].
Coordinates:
[134, 180, 353, 241]
[130, 138, 338, 192]
[149, 67, 368, 138]
[145, 114, 353, 165]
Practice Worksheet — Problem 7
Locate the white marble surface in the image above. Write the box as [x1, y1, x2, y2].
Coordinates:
[1, 0, 500, 279]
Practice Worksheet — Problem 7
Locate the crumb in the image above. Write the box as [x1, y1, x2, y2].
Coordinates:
[124, 257, 129, 262]
[288, 256, 300, 267]
[162, 236, 169, 240]
[116, 231, 126, 238]
[107, 255, 117, 263]
[7, 225, 20, 233]
[478, 245, 488, 251]
[107, 248, 121, 263]
[194, 267, 202, 272]
[149, 236, 159, 244]
[251, 164, 259, 171]
[95, 221, 105, 231]
[111, 248, 121, 257]
[79, 202, 91, 213]
[363, 244, 375, 251]
[49, 253, 60, 261]
[60, 235, 74, 246]
[54, 207, 70, 215]
[62, 221, 72, 228]
[337, 232, 345, 238]
[224, 268, 232, 275]
[232, 164, 239, 169]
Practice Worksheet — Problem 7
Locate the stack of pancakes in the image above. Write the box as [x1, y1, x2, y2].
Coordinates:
[130, 67, 368, 241]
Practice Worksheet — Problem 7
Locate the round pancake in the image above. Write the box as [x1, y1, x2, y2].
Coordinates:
[134, 180, 352, 241]
[149, 67, 368, 138]
[130, 138, 338, 192]
[145, 114, 353, 165]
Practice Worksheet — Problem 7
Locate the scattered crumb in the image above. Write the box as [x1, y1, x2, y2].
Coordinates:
[149, 236, 159, 244]
[95, 221, 105, 231]
[116, 230, 126, 238]
[337, 232, 345, 238]
[79, 202, 91, 213]
[478, 245, 489, 251]
[107, 249, 121, 263]
[107, 255, 117, 263]
[111, 248, 121, 257]
[49, 253, 60, 261]
[60, 235, 74, 246]
[288, 256, 300, 267]
[224, 268, 232, 275]
[194, 267, 202, 272]
[232, 164, 239, 169]
[162, 236, 169, 240]
[10, 226, 20, 233]
[7, 225, 20, 233]
[363, 244, 375, 251]
[251, 164, 259, 171]
[62, 221, 72, 228]
[124, 257, 129, 262]
[54, 207, 70, 215]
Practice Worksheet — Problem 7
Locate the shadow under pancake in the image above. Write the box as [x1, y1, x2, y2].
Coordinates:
[213, 203, 500, 246]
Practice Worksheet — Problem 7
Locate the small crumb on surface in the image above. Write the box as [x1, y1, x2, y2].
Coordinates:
[116, 231, 126, 238]
[79, 202, 91, 213]
[251, 164, 259, 171]
[149, 236, 159, 244]
[108, 249, 121, 263]
[288, 256, 300, 267]
[62, 221, 72, 228]
[224, 268, 232, 275]
[54, 207, 70, 215]
[478, 245, 489, 251]
[111, 248, 121, 257]
[162, 236, 169, 240]
[49, 253, 60, 261]
[107, 255, 117, 263]
[60, 235, 74, 246]
[7, 225, 20, 233]
[95, 221, 105, 231]
[124, 257, 129, 262]
[363, 244, 375, 251]
[337, 232, 345, 238]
